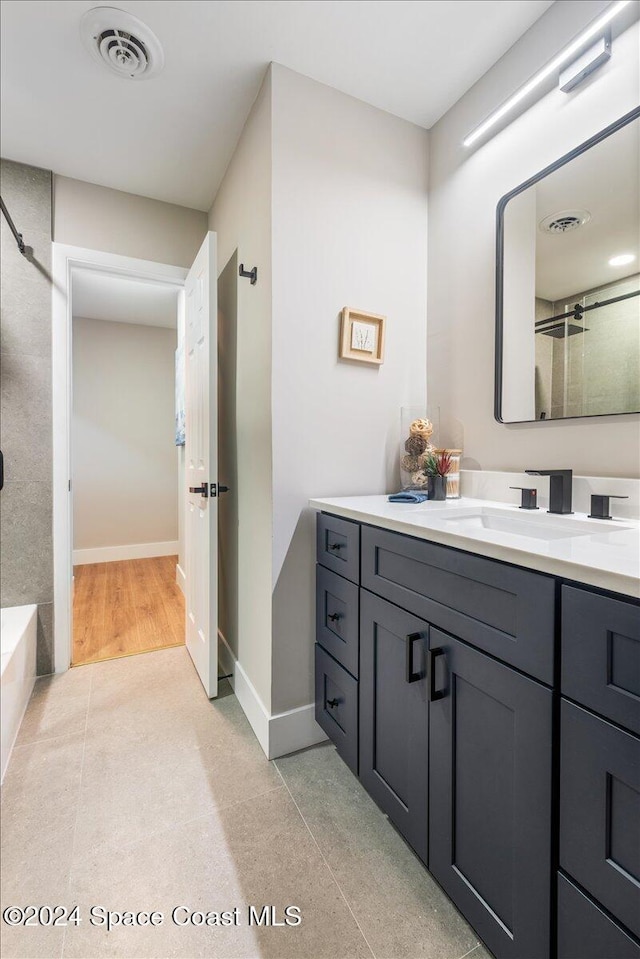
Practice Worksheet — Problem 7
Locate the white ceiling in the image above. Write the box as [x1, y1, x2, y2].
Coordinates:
[0, 0, 553, 210]
[533, 117, 639, 301]
[72, 270, 180, 328]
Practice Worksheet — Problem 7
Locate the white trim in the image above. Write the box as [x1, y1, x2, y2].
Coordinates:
[52, 243, 187, 674]
[269, 702, 328, 760]
[73, 541, 179, 565]
[217, 632, 327, 760]
[176, 562, 186, 595]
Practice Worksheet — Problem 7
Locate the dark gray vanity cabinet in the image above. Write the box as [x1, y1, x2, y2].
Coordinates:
[558, 586, 640, 959]
[314, 512, 640, 959]
[359, 589, 429, 864]
[429, 629, 552, 959]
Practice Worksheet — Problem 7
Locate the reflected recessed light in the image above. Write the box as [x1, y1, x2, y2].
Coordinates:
[608, 253, 636, 267]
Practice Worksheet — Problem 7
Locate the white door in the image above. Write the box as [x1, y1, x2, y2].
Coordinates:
[185, 232, 218, 698]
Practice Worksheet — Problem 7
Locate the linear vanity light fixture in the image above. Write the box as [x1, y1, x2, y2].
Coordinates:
[463, 0, 632, 147]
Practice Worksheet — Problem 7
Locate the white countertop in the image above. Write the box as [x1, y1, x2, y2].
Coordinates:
[309, 495, 640, 598]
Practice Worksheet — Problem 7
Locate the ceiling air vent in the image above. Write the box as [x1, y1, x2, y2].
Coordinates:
[539, 210, 591, 235]
[80, 7, 164, 80]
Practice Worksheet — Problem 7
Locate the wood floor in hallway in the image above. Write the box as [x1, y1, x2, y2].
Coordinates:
[72, 555, 184, 665]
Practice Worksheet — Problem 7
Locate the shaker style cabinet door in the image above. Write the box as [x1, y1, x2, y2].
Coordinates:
[560, 700, 640, 940]
[557, 873, 640, 959]
[429, 629, 553, 959]
[359, 589, 429, 864]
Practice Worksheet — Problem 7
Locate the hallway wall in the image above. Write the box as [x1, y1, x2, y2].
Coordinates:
[72, 317, 178, 560]
[0, 158, 54, 673]
[54, 176, 207, 268]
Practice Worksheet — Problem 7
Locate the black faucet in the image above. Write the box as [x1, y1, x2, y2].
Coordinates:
[525, 469, 573, 515]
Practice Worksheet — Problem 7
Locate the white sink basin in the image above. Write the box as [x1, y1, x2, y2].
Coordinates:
[435, 506, 630, 541]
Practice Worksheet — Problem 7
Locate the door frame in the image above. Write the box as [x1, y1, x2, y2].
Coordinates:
[51, 243, 188, 673]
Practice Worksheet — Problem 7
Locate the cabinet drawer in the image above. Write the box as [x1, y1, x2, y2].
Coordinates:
[560, 700, 640, 938]
[562, 586, 640, 734]
[557, 874, 640, 959]
[362, 525, 555, 683]
[317, 513, 360, 583]
[316, 565, 359, 678]
[315, 645, 358, 774]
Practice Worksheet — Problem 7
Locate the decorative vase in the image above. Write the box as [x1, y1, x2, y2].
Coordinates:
[428, 475, 447, 501]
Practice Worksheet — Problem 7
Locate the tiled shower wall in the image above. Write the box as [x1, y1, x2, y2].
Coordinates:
[0, 159, 54, 673]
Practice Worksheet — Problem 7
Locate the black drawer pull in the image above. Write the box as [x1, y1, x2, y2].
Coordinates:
[429, 647, 447, 701]
[327, 612, 341, 623]
[326, 698, 340, 709]
[406, 632, 425, 683]
[328, 542, 343, 551]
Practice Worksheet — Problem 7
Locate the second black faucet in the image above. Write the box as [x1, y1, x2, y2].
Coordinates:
[525, 469, 573, 514]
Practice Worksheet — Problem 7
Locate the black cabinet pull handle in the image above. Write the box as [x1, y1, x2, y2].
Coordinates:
[428, 647, 447, 701]
[328, 542, 343, 551]
[327, 612, 341, 623]
[405, 632, 424, 683]
[189, 484, 208, 497]
[326, 698, 340, 709]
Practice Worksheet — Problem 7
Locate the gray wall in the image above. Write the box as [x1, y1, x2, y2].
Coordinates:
[270, 65, 429, 714]
[0, 159, 54, 673]
[427, 3, 640, 476]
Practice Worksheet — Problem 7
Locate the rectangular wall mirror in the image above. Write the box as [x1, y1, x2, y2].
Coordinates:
[495, 108, 640, 423]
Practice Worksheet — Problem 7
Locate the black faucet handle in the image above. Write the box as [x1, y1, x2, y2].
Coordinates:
[510, 487, 539, 510]
[588, 494, 629, 521]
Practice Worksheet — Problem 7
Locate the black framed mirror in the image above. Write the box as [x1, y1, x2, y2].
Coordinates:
[495, 106, 640, 423]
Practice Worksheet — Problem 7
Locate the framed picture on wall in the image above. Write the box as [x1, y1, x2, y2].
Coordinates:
[339, 307, 386, 365]
[175, 343, 185, 446]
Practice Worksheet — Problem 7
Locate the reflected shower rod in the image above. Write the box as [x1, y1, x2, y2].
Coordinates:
[535, 288, 639, 328]
[0, 196, 27, 256]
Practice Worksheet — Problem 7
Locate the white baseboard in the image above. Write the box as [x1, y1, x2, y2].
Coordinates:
[217, 631, 327, 760]
[176, 563, 186, 595]
[269, 701, 328, 759]
[73, 541, 179, 565]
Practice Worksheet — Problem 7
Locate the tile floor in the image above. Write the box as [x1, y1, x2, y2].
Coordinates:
[1, 647, 492, 959]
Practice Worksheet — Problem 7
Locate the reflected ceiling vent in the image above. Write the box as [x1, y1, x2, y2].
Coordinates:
[539, 210, 591, 235]
[80, 7, 164, 80]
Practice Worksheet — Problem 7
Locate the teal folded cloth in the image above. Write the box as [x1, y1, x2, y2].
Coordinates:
[388, 491, 428, 503]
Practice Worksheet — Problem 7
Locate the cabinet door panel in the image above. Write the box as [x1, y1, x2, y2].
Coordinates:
[360, 590, 429, 864]
[557, 873, 640, 959]
[560, 700, 640, 938]
[429, 629, 553, 959]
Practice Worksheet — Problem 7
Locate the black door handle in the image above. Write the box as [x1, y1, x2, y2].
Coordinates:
[326, 698, 340, 709]
[328, 542, 343, 551]
[327, 612, 341, 623]
[428, 647, 447, 701]
[189, 484, 208, 497]
[405, 632, 425, 683]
